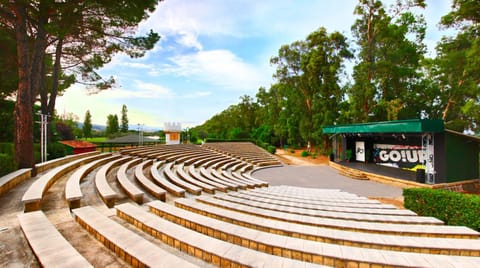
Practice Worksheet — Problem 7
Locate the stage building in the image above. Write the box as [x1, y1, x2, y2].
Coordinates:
[323, 119, 480, 184]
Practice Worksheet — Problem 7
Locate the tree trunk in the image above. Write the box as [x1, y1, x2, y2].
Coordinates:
[12, 2, 34, 169]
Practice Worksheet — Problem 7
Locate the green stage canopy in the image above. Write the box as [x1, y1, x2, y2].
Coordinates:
[323, 119, 444, 134]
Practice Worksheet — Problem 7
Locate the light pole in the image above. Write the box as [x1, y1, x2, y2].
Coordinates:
[137, 124, 144, 146]
[36, 112, 49, 162]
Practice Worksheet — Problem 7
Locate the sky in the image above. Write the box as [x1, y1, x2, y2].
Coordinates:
[55, 0, 454, 131]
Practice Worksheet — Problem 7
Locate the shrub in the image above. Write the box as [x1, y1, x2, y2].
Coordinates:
[47, 143, 66, 160]
[311, 153, 317, 159]
[0, 153, 16, 177]
[267, 145, 276, 154]
[0, 143, 14, 154]
[403, 188, 480, 231]
[301, 150, 310, 157]
[289, 149, 295, 154]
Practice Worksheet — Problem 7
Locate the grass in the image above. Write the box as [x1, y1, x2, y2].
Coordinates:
[80, 137, 107, 143]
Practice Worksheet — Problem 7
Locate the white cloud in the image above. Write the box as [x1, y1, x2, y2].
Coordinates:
[165, 49, 269, 91]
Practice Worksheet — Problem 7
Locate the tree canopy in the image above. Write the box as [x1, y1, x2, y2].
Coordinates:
[0, 0, 161, 168]
[193, 0, 480, 151]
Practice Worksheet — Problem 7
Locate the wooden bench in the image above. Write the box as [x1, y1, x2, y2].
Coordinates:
[208, 194, 443, 225]
[18, 211, 92, 267]
[163, 162, 202, 195]
[116, 202, 326, 268]
[65, 154, 119, 209]
[194, 195, 479, 238]
[150, 161, 185, 197]
[134, 159, 166, 201]
[226, 191, 416, 216]
[151, 200, 480, 266]
[116, 158, 145, 204]
[22, 153, 107, 212]
[175, 163, 216, 194]
[199, 167, 239, 190]
[94, 156, 131, 208]
[72, 206, 198, 268]
[174, 198, 480, 256]
[0, 168, 31, 197]
[187, 165, 229, 193]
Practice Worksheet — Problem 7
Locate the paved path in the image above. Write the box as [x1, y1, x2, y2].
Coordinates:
[252, 165, 403, 198]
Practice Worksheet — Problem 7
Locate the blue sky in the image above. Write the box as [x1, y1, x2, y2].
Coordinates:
[56, 0, 454, 130]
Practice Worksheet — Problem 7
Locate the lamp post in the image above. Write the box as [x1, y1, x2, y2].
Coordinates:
[137, 123, 144, 146]
[36, 112, 49, 162]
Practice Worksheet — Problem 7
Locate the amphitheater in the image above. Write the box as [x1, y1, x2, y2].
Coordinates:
[1, 142, 479, 267]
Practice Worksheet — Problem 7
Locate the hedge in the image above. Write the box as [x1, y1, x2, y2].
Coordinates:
[0, 153, 16, 177]
[403, 188, 480, 231]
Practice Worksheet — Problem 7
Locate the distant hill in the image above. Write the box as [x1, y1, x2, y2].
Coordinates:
[76, 122, 160, 132]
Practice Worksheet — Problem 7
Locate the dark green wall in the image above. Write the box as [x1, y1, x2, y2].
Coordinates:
[445, 132, 479, 182]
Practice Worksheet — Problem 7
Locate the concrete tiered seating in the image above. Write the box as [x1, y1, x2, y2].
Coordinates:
[203, 142, 282, 167]
[163, 162, 202, 195]
[116, 158, 145, 204]
[193, 195, 478, 238]
[209, 168, 248, 189]
[199, 167, 239, 190]
[149, 200, 480, 266]
[22, 152, 106, 212]
[116, 202, 326, 268]
[150, 161, 186, 197]
[174, 198, 480, 256]
[94, 156, 131, 208]
[209, 194, 442, 224]
[0, 168, 31, 196]
[72, 206, 198, 268]
[226, 190, 416, 215]
[65, 154, 120, 209]
[187, 165, 229, 192]
[9, 142, 480, 267]
[134, 159, 167, 201]
[18, 211, 92, 267]
[175, 163, 216, 194]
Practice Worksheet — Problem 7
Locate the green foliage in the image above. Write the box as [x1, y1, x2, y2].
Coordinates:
[105, 114, 119, 136]
[404, 188, 480, 230]
[301, 151, 310, 157]
[0, 143, 14, 155]
[83, 110, 93, 139]
[345, 149, 353, 161]
[0, 100, 15, 143]
[0, 142, 16, 176]
[0, 154, 16, 177]
[121, 104, 129, 132]
[47, 143, 66, 160]
[267, 145, 276, 154]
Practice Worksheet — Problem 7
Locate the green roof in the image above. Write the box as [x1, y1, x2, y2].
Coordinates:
[323, 119, 444, 134]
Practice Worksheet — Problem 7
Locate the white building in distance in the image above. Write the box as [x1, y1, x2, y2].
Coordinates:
[164, 122, 181, 145]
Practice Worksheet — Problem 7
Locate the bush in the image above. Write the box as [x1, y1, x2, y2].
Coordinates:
[403, 188, 480, 231]
[0, 153, 16, 177]
[47, 143, 66, 160]
[267, 145, 276, 154]
[301, 151, 310, 157]
[289, 149, 295, 154]
[0, 142, 14, 154]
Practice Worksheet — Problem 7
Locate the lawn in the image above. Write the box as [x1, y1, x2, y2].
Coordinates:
[80, 137, 107, 143]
